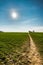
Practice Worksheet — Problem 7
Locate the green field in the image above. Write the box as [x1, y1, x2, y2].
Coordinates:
[0, 32, 29, 65]
[0, 32, 43, 65]
[30, 32, 43, 59]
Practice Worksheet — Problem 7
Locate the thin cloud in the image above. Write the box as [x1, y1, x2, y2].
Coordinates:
[20, 18, 38, 24]
[0, 25, 43, 32]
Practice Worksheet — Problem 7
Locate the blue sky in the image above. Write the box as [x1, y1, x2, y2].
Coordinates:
[0, 0, 43, 32]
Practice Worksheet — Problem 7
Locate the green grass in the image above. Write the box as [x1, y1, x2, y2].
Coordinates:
[0, 32, 28, 53]
[1, 32, 43, 64]
[0, 32, 29, 64]
[30, 32, 43, 58]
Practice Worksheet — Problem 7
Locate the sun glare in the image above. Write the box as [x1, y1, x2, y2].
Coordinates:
[11, 11, 18, 19]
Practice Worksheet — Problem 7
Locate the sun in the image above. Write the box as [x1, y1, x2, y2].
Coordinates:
[11, 11, 18, 19]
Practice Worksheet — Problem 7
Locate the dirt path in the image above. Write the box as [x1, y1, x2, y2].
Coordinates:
[8, 34, 42, 65]
[0, 34, 42, 65]
[29, 35, 42, 65]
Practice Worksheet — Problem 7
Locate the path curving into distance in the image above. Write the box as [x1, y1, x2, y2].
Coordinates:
[29, 34, 42, 65]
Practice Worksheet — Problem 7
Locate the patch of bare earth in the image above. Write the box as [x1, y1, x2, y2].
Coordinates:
[28, 35, 42, 65]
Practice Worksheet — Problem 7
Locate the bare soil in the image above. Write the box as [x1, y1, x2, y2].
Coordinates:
[28, 35, 42, 65]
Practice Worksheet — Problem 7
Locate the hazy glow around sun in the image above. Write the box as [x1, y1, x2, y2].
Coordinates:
[11, 10, 18, 19]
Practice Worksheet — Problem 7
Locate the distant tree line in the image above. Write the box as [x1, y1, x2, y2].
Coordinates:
[0, 31, 3, 32]
[29, 30, 35, 33]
